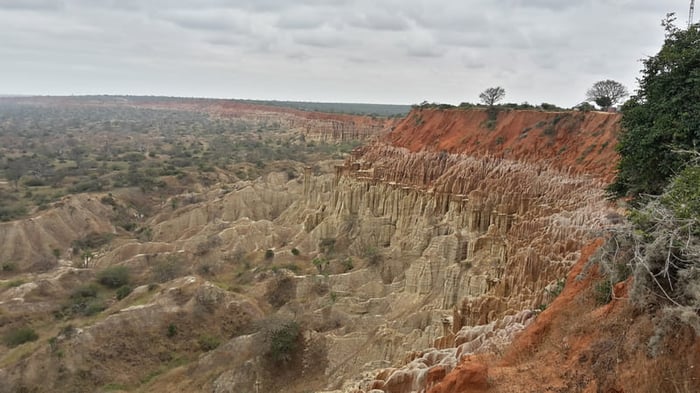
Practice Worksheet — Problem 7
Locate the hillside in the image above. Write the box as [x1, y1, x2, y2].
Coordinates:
[2, 103, 694, 393]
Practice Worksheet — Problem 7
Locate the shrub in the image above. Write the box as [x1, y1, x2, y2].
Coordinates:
[151, 255, 185, 283]
[312, 257, 328, 274]
[3, 327, 39, 347]
[319, 238, 336, 255]
[1, 262, 17, 272]
[291, 248, 300, 256]
[266, 321, 301, 364]
[341, 257, 354, 272]
[265, 249, 275, 259]
[71, 232, 113, 252]
[166, 323, 177, 338]
[265, 274, 296, 308]
[71, 284, 99, 299]
[83, 301, 106, 316]
[198, 334, 220, 351]
[661, 165, 700, 222]
[363, 247, 382, 266]
[115, 285, 132, 300]
[595, 280, 612, 305]
[97, 266, 130, 288]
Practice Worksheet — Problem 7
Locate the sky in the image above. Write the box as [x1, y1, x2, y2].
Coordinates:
[0, 0, 693, 106]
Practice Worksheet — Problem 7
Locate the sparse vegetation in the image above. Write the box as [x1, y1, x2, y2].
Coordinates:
[197, 334, 221, 351]
[151, 255, 185, 283]
[115, 285, 132, 300]
[97, 266, 130, 288]
[585, 79, 628, 110]
[3, 327, 39, 347]
[265, 320, 302, 365]
[479, 87, 506, 106]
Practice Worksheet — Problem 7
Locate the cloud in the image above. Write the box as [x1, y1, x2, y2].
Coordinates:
[0, 0, 692, 105]
[0, 0, 64, 11]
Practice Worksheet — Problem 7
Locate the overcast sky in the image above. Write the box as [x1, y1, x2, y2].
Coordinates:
[0, 0, 693, 106]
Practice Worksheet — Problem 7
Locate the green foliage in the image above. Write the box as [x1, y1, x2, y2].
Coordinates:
[291, 248, 300, 256]
[585, 79, 628, 110]
[5, 279, 24, 288]
[166, 323, 177, 338]
[71, 283, 99, 299]
[1, 262, 17, 272]
[661, 165, 700, 221]
[610, 17, 700, 198]
[341, 257, 354, 272]
[71, 232, 114, 252]
[595, 280, 613, 305]
[0, 205, 27, 222]
[198, 334, 220, 351]
[115, 285, 132, 300]
[3, 327, 39, 347]
[55, 283, 106, 318]
[265, 249, 275, 259]
[97, 266, 130, 288]
[363, 246, 382, 266]
[312, 257, 328, 274]
[266, 321, 301, 364]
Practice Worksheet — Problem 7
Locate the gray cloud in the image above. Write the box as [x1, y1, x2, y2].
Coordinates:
[0, 0, 64, 11]
[0, 0, 692, 105]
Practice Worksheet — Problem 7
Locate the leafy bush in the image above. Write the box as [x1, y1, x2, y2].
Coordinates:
[1, 262, 17, 272]
[661, 165, 700, 222]
[265, 249, 275, 259]
[265, 274, 296, 308]
[3, 327, 39, 347]
[595, 280, 612, 305]
[0, 205, 28, 222]
[115, 285, 132, 300]
[71, 283, 99, 299]
[363, 247, 382, 266]
[97, 266, 130, 288]
[266, 321, 301, 364]
[198, 334, 220, 351]
[610, 17, 700, 198]
[71, 232, 113, 252]
[291, 248, 300, 256]
[166, 323, 177, 337]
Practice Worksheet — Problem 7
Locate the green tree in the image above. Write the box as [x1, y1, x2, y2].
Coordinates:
[609, 15, 700, 198]
[585, 79, 628, 110]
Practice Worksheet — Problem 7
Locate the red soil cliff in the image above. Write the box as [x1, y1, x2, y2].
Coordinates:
[386, 108, 620, 181]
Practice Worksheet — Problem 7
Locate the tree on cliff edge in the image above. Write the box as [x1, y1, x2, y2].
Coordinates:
[609, 15, 700, 199]
[479, 87, 505, 106]
[585, 80, 628, 110]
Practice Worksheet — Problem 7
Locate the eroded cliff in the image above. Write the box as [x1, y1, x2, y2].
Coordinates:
[0, 108, 628, 393]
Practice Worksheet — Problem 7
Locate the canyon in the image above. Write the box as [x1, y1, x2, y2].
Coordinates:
[1, 99, 695, 393]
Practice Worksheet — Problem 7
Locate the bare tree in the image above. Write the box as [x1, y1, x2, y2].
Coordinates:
[479, 87, 506, 106]
[586, 80, 628, 110]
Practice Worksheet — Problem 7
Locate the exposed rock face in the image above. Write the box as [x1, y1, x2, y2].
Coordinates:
[0, 108, 624, 393]
[387, 108, 619, 181]
[0, 194, 116, 270]
[307, 109, 621, 392]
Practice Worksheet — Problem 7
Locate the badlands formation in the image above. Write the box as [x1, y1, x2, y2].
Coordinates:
[4, 103, 691, 393]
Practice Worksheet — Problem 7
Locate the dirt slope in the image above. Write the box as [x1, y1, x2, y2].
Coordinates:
[386, 108, 620, 181]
